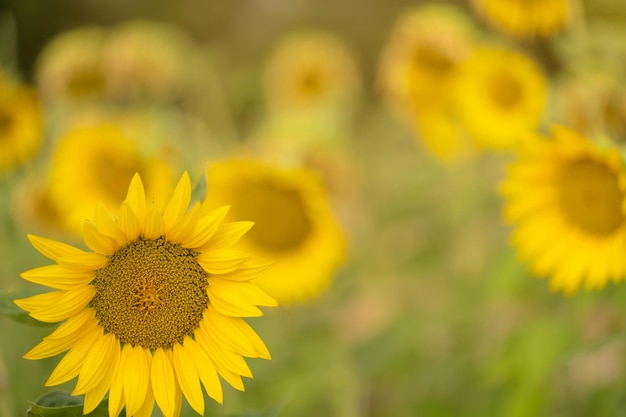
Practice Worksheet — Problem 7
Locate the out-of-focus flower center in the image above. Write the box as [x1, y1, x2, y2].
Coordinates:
[412, 44, 455, 76]
[0, 109, 14, 138]
[488, 71, 523, 109]
[557, 157, 624, 235]
[65, 68, 105, 98]
[92, 236, 209, 349]
[232, 181, 312, 252]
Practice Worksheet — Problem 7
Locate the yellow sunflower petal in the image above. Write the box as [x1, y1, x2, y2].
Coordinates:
[82, 337, 120, 414]
[83, 221, 118, 255]
[45, 326, 102, 386]
[108, 351, 125, 417]
[134, 350, 155, 417]
[27, 234, 83, 261]
[152, 348, 177, 417]
[57, 252, 109, 271]
[125, 172, 147, 225]
[217, 262, 274, 282]
[182, 205, 230, 249]
[121, 344, 150, 417]
[93, 203, 127, 246]
[199, 221, 254, 250]
[163, 171, 191, 229]
[172, 339, 204, 416]
[117, 202, 141, 241]
[72, 332, 119, 395]
[210, 277, 277, 308]
[19, 265, 95, 290]
[144, 205, 166, 239]
[24, 312, 99, 359]
[17, 286, 95, 323]
[195, 322, 252, 377]
[166, 203, 201, 244]
[196, 250, 251, 275]
[184, 335, 223, 404]
[203, 305, 270, 359]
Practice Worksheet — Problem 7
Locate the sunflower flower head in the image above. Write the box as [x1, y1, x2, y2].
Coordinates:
[48, 123, 174, 233]
[0, 74, 43, 173]
[454, 46, 547, 150]
[205, 159, 346, 304]
[471, 0, 571, 39]
[15, 172, 277, 417]
[262, 30, 361, 119]
[378, 4, 477, 163]
[501, 126, 626, 293]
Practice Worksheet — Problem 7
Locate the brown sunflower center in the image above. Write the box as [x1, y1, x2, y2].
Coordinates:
[92, 236, 209, 350]
[232, 181, 313, 252]
[557, 157, 625, 235]
[489, 72, 523, 109]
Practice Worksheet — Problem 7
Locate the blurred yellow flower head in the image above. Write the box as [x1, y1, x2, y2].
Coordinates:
[501, 126, 626, 293]
[263, 30, 361, 118]
[0, 73, 43, 173]
[47, 123, 175, 233]
[378, 4, 476, 162]
[454, 46, 547, 150]
[471, 0, 571, 39]
[205, 159, 346, 304]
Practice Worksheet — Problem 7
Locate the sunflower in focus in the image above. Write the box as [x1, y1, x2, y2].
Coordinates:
[262, 30, 361, 118]
[205, 159, 346, 303]
[48, 124, 174, 233]
[471, 0, 571, 39]
[15, 172, 276, 417]
[454, 46, 547, 150]
[378, 5, 476, 162]
[501, 126, 626, 293]
[0, 75, 43, 173]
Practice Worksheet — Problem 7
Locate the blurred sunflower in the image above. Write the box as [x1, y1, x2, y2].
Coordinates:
[101, 20, 193, 103]
[0, 76, 43, 173]
[454, 46, 547, 150]
[501, 126, 626, 293]
[262, 30, 361, 118]
[48, 124, 174, 233]
[36, 28, 107, 102]
[471, 0, 571, 39]
[205, 159, 346, 304]
[15, 172, 276, 417]
[378, 5, 476, 162]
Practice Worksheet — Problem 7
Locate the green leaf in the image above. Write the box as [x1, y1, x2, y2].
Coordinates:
[0, 288, 54, 327]
[190, 172, 207, 205]
[26, 391, 120, 417]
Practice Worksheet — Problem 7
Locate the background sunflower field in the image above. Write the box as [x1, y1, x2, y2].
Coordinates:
[3, 0, 626, 416]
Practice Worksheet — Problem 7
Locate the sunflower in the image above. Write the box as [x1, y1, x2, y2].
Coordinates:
[35, 27, 107, 102]
[501, 126, 626, 293]
[262, 30, 361, 118]
[454, 46, 547, 150]
[378, 5, 476, 162]
[15, 172, 277, 417]
[205, 159, 346, 303]
[0, 77, 43, 173]
[101, 20, 193, 103]
[48, 124, 174, 233]
[471, 0, 571, 39]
